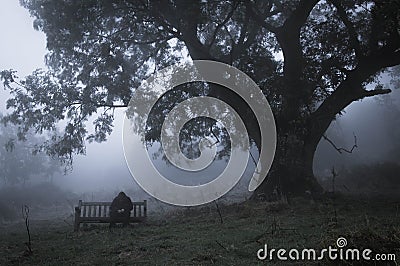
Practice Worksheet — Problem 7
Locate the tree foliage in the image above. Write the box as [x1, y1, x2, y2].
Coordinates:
[1, 0, 399, 192]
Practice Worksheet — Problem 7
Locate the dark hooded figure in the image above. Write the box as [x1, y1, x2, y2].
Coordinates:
[109, 192, 133, 227]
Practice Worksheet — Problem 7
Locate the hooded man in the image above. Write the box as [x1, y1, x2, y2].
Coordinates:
[109, 191, 133, 227]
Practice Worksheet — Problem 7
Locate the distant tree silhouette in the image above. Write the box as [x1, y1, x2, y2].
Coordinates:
[0, 115, 61, 184]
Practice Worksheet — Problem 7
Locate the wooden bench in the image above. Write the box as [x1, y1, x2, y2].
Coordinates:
[74, 200, 147, 231]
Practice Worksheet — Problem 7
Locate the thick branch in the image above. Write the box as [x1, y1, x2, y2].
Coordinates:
[172, 1, 215, 60]
[281, 0, 320, 32]
[271, 0, 320, 121]
[308, 49, 399, 149]
[361, 88, 391, 98]
[207, 2, 239, 49]
[245, 1, 278, 33]
[277, 0, 320, 78]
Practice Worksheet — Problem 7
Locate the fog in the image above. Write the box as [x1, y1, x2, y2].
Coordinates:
[315, 89, 400, 173]
[0, 1, 399, 203]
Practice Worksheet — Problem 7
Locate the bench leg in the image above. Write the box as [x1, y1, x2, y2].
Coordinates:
[109, 222, 115, 229]
[74, 221, 80, 232]
[74, 215, 80, 231]
[74, 206, 81, 232]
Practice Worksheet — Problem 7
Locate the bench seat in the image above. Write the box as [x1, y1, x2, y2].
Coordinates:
[74, 200, 147, 231]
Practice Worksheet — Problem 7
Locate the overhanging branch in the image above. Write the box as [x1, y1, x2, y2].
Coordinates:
[360, 88, 391, 98]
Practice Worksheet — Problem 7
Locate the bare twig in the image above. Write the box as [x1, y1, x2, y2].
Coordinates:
[322, 133, 358, 154]
[253, 216, 297, 242]
[214, 200, 223, 224]
[21, 205, 32, 254]
[215, 240, 228, 251]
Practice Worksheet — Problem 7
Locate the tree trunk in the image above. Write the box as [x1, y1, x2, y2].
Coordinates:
[254, 118, 325, 198]
[205, 80, 325, 197]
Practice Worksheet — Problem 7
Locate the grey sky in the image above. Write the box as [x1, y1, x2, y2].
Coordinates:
[0, 1, 46, 76]
[0, 0, 45, 113]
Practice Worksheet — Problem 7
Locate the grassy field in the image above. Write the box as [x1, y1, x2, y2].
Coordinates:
[0, 195, 399, 265]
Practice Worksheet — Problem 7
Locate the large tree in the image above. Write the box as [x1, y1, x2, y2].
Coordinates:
[1, 0, 399, 195]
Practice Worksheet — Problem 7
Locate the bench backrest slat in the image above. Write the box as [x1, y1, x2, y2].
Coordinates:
[76, 201, 146, 218]
[74, 200, 147, 231]
[82, 202, 111, 206]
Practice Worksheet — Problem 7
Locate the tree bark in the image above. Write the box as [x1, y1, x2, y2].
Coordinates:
[254, 121, 323, 198]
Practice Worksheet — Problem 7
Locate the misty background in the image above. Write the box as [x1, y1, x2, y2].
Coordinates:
[0, 1, 399, 212]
